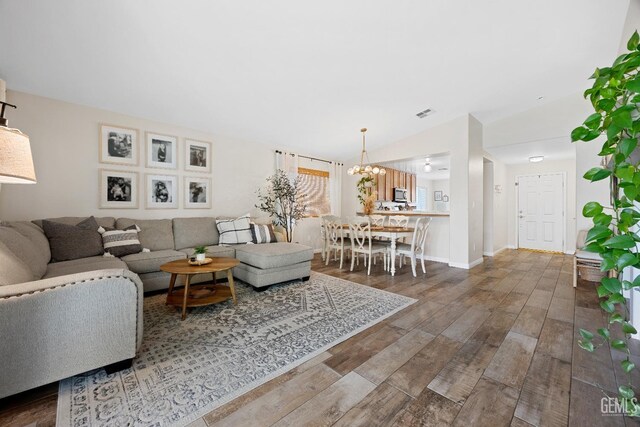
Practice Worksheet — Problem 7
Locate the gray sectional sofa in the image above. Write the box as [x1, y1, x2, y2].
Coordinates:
[0, 215, 312, 399]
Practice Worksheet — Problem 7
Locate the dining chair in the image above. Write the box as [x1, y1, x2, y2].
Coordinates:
[321, 215, 340, 261]
[369, 214, 386, 228]
[393, 217, 431, 277]
[348, 217, 388, 275]
[324, 216, 348, 269]
[388, 215, 410, 228]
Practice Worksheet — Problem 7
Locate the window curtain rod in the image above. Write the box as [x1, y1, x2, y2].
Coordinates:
[275, 150, 343, 166]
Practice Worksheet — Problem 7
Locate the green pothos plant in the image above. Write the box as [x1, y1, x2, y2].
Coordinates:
[573, 31, 640, 416]
[356, 175, 375, 205]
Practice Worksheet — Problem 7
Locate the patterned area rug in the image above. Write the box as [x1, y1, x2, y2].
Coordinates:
[56, 271, 415, 426]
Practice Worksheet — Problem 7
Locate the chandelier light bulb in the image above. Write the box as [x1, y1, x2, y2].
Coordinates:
[354, 165, 361, 173]
[347, 168, 354, 175]
[372, 166, 380, 174]
[364, 165, 372, 173]
[380, 168, 386, 175]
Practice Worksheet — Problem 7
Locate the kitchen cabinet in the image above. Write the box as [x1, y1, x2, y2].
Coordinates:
[374, 167, 416, 202]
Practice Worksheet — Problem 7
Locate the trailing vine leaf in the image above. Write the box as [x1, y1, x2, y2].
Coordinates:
[573, 30, 640, 417]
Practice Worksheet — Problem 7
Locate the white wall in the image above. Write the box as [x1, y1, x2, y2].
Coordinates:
[431, 179, 450, 212]
[483, 161, 494, 255]
[467, 115, 484, 266]
[492, 159, 508, 252]
[506, 159, 577, 253]
[0, 90, 331, 250]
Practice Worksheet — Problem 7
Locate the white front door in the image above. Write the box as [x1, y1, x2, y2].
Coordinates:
[517, 173, 564, 252]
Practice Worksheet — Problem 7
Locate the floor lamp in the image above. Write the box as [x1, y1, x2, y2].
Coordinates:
[0, 101, 36, 185]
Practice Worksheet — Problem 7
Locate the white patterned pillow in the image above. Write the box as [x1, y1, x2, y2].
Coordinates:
[251, 223, 277, 244]
[216, 214, 253, 245]
[98, 225, 143, 257]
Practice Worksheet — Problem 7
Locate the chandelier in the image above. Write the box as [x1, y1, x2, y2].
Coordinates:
[347, 128, 386, 176]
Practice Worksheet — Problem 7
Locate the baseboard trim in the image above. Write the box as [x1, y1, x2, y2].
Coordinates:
[507, 244, 517, 249]
[449, 258, 484, 270]
[483, 246, 508, 257]
[564, 250, 576, 255]
[420, 255, 449, 264]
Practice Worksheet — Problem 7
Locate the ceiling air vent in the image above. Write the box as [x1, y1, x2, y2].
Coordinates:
[416, 108, 434, 119]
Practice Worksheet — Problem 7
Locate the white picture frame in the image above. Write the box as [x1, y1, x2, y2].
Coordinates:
[146, 174, 178, 209]
[185, 139, 212, 173]
[184, 176, 211, 209]
[146, 132, 178, 169]
[100, 124, 139, 166]
[99, 169, 138, 209]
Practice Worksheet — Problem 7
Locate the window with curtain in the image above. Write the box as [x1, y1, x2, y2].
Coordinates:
[298, 167, 331, 217]
[416, 186, 427, 211]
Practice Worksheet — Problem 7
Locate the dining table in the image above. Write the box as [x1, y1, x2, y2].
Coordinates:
[338, 225, 415, 277]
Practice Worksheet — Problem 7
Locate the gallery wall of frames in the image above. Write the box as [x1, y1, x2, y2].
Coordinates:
[98, 124, 212, 210]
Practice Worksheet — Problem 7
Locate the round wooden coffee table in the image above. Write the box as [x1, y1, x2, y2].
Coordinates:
[160, 257, 240, 320]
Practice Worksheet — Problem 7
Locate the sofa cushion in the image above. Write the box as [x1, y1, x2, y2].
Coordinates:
[179, 245, 236, 259]
[173, 217, 218, 250]
[0, 224, 48, 279]
[4, 221, 51, 264]
[33, 216, 116, 230]
[116, 218, 174, 251]
[99, 225, 143, 257]
[234, 242, 313, 269]
[121, 249, 186, 274]
[216, 214, 253, 245]
[0, 240, 35, 285]
[42, 217, 104, 262]
[43, 256, 128, 279]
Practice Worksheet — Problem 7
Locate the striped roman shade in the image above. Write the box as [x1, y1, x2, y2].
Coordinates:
[251, 223, 277, 244]
[98, 225, 143, 257]
[216, 214, 253, 245]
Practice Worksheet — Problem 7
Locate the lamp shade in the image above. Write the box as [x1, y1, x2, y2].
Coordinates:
[0, 127, 36, 184]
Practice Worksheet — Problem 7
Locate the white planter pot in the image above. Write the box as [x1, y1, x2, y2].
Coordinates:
[196, 253, 206, 262]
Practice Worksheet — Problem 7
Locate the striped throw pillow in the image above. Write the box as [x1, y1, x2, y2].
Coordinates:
[216, 214, 253, 245]
[251, 223, 277, 244]
[98, 225, 143, 257]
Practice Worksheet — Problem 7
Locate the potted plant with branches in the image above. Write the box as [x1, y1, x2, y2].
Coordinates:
[256, 169, 307, 243]
[572, 30, 640, 416]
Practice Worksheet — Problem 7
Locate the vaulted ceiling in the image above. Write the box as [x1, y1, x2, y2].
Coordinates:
[0, 1, 630, 159]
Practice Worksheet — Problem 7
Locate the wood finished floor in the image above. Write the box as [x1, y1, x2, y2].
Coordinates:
[1, 249, 637, 427]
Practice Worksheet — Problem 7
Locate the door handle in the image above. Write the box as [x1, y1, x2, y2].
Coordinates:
[519, 215, 524, 219]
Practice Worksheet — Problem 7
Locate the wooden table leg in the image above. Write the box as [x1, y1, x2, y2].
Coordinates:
[181, 275, 191, 321]
[227, 269, 237, 304]
[166, 273, 177, 305]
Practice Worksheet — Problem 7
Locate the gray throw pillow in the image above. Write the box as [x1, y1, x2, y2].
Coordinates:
[43, 216, 104, 262]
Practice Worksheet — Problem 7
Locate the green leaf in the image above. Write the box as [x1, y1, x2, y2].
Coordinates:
[620, 385, 635, 400]
[571, 126, 589, 142]
[597, 98, 616, 112]
[593, 213, 613, 227]
[622, 360, 636, 374]
[603, 234, 637, 249]
[610, 293, 626, 304]
[612, 339, 627, 350]
[584, 167, 612, 182]
[628, 77, 640, 93]
[628, 30, 640, 51]
[613, 110, 634, 129]
[578, 340, 595, 352]
[617, 253, 639, 270]
[598, 328, 611, 340]
[602, 277, 622, 293]
[611, 313, 625, 323]
[616, 165, 635, 182]
[584, 113, 602, 130]
[619, 138, 638, 157]
[584, 242, 606, 253]
[579, 328, 594, 340]
[601, 300, 616, 313]
[586, 226, 613, 243]
[597, 285, 611, 298]
[623, 322, 638, 335]
[583, 201, 603, 217]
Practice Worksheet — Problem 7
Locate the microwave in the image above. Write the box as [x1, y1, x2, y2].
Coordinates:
[393, 188, 408, 202]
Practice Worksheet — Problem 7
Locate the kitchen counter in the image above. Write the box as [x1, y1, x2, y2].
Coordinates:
[357, 211, 450, 217]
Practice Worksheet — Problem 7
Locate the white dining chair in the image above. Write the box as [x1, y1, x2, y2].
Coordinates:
[388, 215, 410, 228]
[348, 217, 388, 275]
[369, 214, 386, 228]
[321, 215, 340, 261]
[324, 216, 348, 269]
[393, 217, 431, 277]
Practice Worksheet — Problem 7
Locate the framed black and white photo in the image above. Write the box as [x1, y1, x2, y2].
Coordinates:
[434, 190, 443, 201]
[99, 169, 138, 209]
[146, 132, 178, 169]
[100, 124, 139, 166]
[185, 139, 211, 173]
[146, 174, 178, 209]
[184, 177, 211, 209]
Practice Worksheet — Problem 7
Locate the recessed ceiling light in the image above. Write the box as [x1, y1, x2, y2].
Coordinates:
[529, 156, 544, 163]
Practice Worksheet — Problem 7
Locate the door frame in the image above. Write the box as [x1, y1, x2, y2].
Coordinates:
[515, 171, 567, 253]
